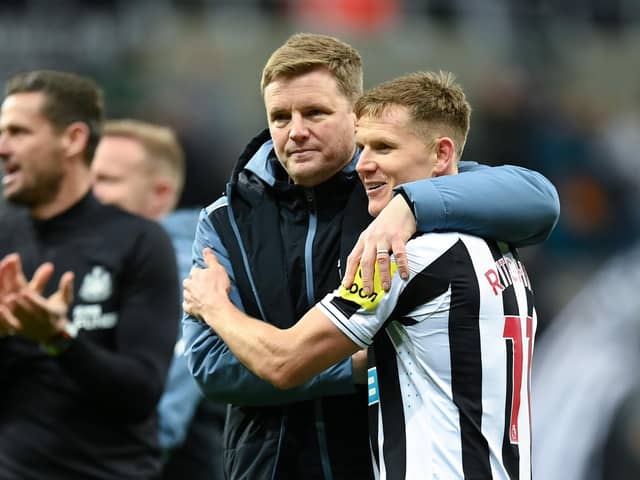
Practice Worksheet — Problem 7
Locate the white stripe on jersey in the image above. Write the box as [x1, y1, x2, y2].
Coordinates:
[319, 232, 536, 480]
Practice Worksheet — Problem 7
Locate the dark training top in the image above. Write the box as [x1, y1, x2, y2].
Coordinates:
[0, 193, 180, 480]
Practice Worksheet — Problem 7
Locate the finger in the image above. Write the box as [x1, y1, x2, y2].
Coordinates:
[376, 251, 392, 291]
[14, 290, 45, 316]
[359, 240, 378, 296]
[0, 254, 15, 277]
[0, 254, 24, 295]
[3, 292, 18, 311]
[9, 294, 37, 325]
[343, 239, 363, 288]
[188, 265, 200, 278]
[202, 248, 220, 268]
[391, 237, 410, 280]
[12, 254, 28, 288]
[11, 292, 57, 342]
[29, 262, 54, 294]
[0, 304, 22, 333]
[58, 271, 75, 306]
[182, 295, 196, 317]
[0, 253, 20, 273]
[0, 258, 10, 298]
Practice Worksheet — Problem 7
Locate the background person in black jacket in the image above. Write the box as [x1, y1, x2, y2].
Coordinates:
[0, 70, 179, 479]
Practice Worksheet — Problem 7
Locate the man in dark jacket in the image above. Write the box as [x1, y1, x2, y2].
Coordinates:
[0, 70, 179, 479]
[183, 33, 560, 479]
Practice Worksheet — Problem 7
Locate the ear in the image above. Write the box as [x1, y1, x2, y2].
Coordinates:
[433, 137, 456, 177]
[61, 121, 90, 161]
[349, 110, 357, 132]
[149, 177, 177, 218]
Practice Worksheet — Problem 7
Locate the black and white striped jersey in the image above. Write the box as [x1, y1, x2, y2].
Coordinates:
[318, 232, 536, 480]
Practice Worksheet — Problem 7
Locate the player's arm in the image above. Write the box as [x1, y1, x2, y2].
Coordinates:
[184, 248, 360, 390]
[182, 206, 358, 405]
[344, 163, 560, 295]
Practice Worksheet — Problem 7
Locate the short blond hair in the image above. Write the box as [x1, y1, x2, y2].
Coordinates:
[261, 33, 363, 103]
[103, 119, 185, 209]
[355, 71, 471, 159]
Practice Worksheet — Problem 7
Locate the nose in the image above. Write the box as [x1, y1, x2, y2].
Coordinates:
[288, 113, 309, 142]
[356, 148, 376, 177]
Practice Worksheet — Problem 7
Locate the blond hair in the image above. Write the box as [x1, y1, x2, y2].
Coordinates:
[261, 33, 363, 103]
[103, 119, 185, 209]
[355, 71, 471, 159]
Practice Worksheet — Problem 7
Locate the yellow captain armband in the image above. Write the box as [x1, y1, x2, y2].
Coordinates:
[339, 261, 398, 311]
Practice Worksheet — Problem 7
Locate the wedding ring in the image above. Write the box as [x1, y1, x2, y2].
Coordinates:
[376, 249, 389, 255]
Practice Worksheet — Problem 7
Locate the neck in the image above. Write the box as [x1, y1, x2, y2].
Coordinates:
[30, 166, 92, 220]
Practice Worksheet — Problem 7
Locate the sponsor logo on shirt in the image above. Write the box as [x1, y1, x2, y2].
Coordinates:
[338, 261, 397, 311]
[71, 304, 118, 331]
[78, 266, 112, 302]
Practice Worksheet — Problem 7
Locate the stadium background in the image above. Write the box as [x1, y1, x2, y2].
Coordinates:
[1, 0, 639, 397]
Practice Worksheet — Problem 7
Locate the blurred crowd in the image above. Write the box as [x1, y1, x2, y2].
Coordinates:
[1, 1, 640, 479]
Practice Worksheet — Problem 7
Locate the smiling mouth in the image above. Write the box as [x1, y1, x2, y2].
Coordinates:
[366, 183, 386, 192]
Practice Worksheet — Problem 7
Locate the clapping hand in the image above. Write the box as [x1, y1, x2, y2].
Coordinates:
[0, 253, 74, 342]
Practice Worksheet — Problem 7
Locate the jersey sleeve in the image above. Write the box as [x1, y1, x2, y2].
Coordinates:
[319, 233, 463, 347]
[396, 163, 560, 247]
[183, 204, 357, 406]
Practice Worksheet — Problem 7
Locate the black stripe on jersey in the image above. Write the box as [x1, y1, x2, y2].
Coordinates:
[366, 263, 449, 480]
[421, 239, 492, 479]
[372, 330, 406, 480]
[488, 241, 520, 480]
[370, 250, 463, 478]
[392, 268, 450, 318]
[397, 317, 418, 327]
[323, 301, 370, 346]
[330, 296, 361, 318]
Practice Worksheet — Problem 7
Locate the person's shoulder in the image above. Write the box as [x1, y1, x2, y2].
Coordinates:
[411, 230, 465, 245]
[0, 202, 32, 250]
[407, 231, 472, 258]
[161, 208, 201, 243]
[95, 202, 169, 241]
[97, 202, 152, 227]
[204, 196, 228, 216]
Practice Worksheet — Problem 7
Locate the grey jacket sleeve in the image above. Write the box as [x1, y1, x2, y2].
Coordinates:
[182, 205, 356, 406]
[397, 162, 560, 246]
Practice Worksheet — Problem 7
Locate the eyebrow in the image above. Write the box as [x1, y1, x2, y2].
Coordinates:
[268, 107, 288, 117]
